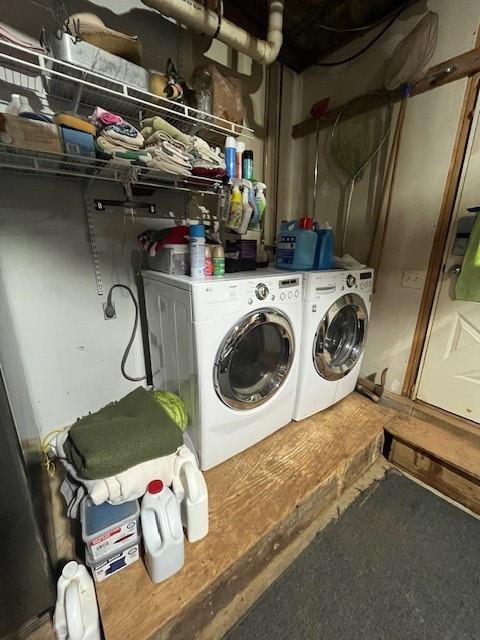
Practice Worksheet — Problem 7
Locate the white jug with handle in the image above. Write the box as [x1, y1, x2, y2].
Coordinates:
[141, 479, 184, 583]
[172, 445, 209, 542]
[53, 561, 101, 640]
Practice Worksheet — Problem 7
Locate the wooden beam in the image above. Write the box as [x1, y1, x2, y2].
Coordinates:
[292, 46, 480, 138]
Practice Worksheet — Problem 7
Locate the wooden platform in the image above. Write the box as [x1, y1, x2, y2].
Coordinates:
[96, 394, 395, 640]
[385, 412, 480, 514]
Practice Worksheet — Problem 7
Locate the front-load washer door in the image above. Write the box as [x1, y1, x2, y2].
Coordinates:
[313, 293, 368, 381]
[214, 309, 295, 410]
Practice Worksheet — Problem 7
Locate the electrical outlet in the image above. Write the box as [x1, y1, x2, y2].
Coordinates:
[401, 269, 426, 290]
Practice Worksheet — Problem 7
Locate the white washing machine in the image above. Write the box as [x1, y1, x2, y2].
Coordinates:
[294, 268, 373, 421]
[143, 270, 303, 470]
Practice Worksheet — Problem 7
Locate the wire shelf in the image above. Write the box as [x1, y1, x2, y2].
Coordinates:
[0, 39, 254, 140]
[0, 143, 224, 195]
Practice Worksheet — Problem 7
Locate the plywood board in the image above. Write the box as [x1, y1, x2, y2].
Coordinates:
[96, 394, 395, 640]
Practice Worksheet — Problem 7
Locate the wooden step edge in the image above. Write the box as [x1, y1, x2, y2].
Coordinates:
[387, 438, 480, 515]
[152, 433, 384, 640]
[383, 412, 480, 483]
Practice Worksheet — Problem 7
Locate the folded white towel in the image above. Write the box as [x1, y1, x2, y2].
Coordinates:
[53, 431, 177, 505]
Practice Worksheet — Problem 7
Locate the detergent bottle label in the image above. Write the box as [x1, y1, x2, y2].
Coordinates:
[276, 234, 296, 265]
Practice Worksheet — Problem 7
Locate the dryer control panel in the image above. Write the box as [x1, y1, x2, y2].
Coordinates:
[305, 269, 373, 300]
[343, 270, 373, 292]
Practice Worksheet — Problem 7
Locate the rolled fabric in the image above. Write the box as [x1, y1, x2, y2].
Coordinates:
[142, 115, 191, 146]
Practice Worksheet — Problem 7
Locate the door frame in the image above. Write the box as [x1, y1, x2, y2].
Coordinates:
[402, 71, 480, 398]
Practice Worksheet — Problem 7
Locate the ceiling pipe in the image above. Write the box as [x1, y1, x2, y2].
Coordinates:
[141, 0, 284, 65]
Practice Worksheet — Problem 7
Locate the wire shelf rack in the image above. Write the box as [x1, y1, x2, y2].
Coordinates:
[0, 143, 224, 195]
[0, 39, 254, 140]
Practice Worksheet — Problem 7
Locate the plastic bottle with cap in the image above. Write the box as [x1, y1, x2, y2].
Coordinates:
[315, 222, 334, 270]
[293, 217, 317, 270]
[189, 221, 206, 279]
[242, 150, 254, 180]
[236, 141, 245, 179]
[141, 479, 184, 583]
[213, 245, 225, 276]
[254, 182, 267, 229]
[53, 561, 101, 640]
[276, 217, 317, 271]
[172, 446, 209, 542]
[224, 136, 237, 180]
[204, 245, 213, 276]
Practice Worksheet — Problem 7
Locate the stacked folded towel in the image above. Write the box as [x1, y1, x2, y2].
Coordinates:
[90, 106, 147, 161]
[144, 131, 192, 176]
[187, 136, 226, 179]
[95, 136, 151, 163]
[53, 387, 186, 506]
[55, 431, 178, 506]
[141, 115, 226, 178]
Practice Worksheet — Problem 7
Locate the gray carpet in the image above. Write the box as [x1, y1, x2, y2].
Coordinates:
[226, 471, 480, 640]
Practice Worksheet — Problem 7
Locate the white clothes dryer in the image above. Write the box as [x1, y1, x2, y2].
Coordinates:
[294, 269, 373, 421]
[143, 271, 303, 470]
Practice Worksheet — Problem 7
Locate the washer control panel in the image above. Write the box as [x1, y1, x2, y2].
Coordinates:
[245, 276, 301, 305]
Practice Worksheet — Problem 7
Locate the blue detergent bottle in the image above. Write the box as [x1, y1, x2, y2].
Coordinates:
[276, 217, 317, 270]
[315, 222, 334, 270]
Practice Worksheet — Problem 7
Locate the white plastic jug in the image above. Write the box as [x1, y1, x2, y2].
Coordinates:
[172, 445, 209, 543]
[141, 479, 184, 583]
[53, 561, 101, 640]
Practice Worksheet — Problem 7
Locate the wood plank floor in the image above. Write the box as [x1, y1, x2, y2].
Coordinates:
[96, 394, 396, 640]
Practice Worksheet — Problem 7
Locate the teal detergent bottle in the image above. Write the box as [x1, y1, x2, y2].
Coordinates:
[315, 222, 334, 270]
[276, 217, 317, 270]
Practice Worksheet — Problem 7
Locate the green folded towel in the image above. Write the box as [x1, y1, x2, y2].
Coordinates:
[63, 387, 183, 480]
[456, 214, 480, 302]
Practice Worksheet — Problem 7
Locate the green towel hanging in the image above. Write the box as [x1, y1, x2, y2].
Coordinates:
[455, 213, 480, 302]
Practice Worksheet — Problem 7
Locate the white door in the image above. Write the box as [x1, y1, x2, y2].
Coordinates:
[416, 97, 480, 423]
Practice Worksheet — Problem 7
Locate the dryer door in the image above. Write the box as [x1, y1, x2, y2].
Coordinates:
[214, 309, 295, 410]
[313, 293, 368, 381]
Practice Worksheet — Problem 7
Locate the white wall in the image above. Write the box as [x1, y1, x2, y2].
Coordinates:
[0, 1, 267, 440]
[279, 0, 480, 393]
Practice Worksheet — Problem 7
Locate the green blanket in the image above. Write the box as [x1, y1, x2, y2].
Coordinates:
[63, 387, 183, 480]
[456, 214, 480, 302]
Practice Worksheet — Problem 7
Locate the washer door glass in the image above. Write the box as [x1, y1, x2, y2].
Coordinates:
[215, 309, 295, 410]
[313, 293, 368, 381]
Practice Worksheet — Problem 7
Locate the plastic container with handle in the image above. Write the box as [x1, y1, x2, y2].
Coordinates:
[53, 561, 101, 640]
[141, 479, 184, 583]
[172, 445, 209, 542]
